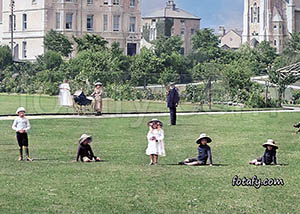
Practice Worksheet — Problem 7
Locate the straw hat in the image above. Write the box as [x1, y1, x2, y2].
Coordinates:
[79, 134, 93, 145]
[16, 107, 26, 114]
[262, 139, 278, 149]
[147, 118, 163, 127]
[196, 133, 212, 144]
[95, 82, 103, 86]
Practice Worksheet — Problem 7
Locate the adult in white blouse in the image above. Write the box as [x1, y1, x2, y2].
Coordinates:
[59, 80, 73, 106]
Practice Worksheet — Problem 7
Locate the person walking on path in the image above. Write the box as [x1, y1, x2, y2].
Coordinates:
[91, 82, 103, 116]
[167, 82, 179, 125]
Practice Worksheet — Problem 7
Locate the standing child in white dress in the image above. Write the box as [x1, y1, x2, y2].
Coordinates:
[146, 118, 165, 165]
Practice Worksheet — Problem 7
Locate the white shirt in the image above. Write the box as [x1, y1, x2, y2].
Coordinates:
[12, 117, 31, 132]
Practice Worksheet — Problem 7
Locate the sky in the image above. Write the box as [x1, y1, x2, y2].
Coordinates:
[142, 0, 244, 31]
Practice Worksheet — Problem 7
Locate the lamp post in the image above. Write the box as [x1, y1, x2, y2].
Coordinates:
[10, 0, 15, 58]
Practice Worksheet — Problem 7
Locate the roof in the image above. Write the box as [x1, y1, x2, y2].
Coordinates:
[143, 7, 201, 20]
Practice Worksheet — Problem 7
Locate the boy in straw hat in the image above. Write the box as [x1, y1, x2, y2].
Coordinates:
[73, 134, 101, 162]
[249, 139, 278, 166]
[178, 133, 213, 166]
[12, 107, 32, 161]
[146, 118, 165, 165]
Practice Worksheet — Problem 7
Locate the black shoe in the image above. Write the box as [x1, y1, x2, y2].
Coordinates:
[178, 161, 185, 165]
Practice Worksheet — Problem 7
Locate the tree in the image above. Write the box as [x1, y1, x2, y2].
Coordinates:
[0, 45, 13, 70]
[191, 28, 221, 63]
[130, 47, 163, 87]
[283, 32, 300, 57]
[256, 41, 277, 68]
[153, 36, 183, 57]
[73, 34, 108, 52]
[35, 51, 63, 70]
[44, 30, 73, 57]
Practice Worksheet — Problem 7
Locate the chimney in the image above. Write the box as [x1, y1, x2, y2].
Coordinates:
[219, 26, 226, 36]
[166, 0, 176, 10]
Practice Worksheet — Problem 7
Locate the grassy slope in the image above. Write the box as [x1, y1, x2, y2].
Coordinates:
[0, 113, 299, 213]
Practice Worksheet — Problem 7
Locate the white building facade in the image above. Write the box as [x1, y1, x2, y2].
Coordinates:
[242, 0, 300, 53]
[0, 0, 141, 60]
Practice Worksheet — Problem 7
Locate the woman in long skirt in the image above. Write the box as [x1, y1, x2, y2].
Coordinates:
[59, 80, 73, 106]
[91, 82, 103, 116]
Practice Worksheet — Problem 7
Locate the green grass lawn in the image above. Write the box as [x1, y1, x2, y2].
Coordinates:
[0, 94, 249, 115]
[1, 112, 300, 213]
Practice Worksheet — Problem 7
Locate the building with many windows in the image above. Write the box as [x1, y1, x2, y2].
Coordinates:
[142, 0, 200, 55]
[243, 0, 300, 53]
[0, 0, 141, 60]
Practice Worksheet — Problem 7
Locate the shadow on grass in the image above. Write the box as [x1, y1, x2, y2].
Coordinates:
[163, 163, 228, 166]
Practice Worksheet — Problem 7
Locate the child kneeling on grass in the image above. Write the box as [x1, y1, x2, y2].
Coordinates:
[249, 139, 278, 166]
[178, 133, 213, 166]
[73, 134, 101, 162]
[12, 107, 33, 161]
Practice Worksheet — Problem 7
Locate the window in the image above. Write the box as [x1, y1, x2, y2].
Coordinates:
[65, 0, 72, 2]
[130, 0, 135, 7]
[9, 15, 16, 31]
[181, 28, 185, 38]
[23, 14, 27, 30]
[32, 0, 37, 4]
[129, 17, 136, 32]
[113, 0, 119, 5]
[274, 40, 277, 46]
[113, 15, 120, 31]
[87, 0, 93, 4]
[56, 12, 61, 29]
[87, 15, 94, 31]
[66, 13, 73, 29]
[23, 41, 27, 59]
[103, 14, 108, 31]
[180, 19, 185, 25]
[104, 0, 108, 5]
[191, 29, 195, 35]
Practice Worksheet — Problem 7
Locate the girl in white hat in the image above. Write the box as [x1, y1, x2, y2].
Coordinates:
[12, 107, 32, 161]
[146, 119, 165, 165]
[249, 139, 278, 166]
[178, 133, 213, 166]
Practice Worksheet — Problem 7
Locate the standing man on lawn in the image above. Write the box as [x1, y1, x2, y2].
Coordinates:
[167, 82, 180, 125]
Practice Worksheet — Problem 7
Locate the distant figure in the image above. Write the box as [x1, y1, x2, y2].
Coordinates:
[167, 82, 179, 125]
[59, 80, 73, 106]
[12, 107, 33, 161]
[249, 139, 278, 166]
[91, 82, 103, 116]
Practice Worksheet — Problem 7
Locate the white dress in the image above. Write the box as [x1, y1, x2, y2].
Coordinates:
[146, 129, 166, 156]
[59, 83, 73, 106]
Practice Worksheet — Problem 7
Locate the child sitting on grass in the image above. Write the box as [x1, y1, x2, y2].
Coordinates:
[178, 133, 213, 166]
[146, 118, 165, 165]
[12, 107, 32, 161]
[73, 134, 101, 162]
[249, 139, 278, 166]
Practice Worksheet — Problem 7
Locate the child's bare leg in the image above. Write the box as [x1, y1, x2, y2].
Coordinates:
[19, 147, 23, 161]
[149, 154, 154, 165]
[185, 161, 200, 166]
[154, 155, 158, 164]
[24, 146, 32, 161]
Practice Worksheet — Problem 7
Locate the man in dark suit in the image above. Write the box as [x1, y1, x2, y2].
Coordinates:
[167, 82, 179, 125]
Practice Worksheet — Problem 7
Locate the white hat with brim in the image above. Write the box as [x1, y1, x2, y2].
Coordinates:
[95, 82, 103, 86]
[79, 134, 93, 145]
[147, 118, 163, 127]
[262, 139, 278, 149]
[196, 133, 212, 144]
[16, 107, 26, 114]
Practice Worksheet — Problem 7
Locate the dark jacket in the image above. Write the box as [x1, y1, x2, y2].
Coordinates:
[262, 148, 277, 165]
[75, 144, 96, 161]
[167, 87, 179, 108]
[198, 144, 213, 165]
